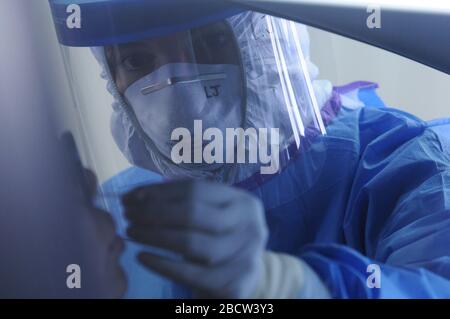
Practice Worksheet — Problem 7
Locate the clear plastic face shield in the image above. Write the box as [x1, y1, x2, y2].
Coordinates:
[51, 5, 326, 192]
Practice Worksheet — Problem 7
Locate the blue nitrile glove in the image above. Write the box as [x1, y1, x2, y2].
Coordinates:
[123, 180, 330, 299]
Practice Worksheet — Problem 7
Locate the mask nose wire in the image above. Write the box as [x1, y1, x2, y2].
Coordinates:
[140, 73, 227, 95]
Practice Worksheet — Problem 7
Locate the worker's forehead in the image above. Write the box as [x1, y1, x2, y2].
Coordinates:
[107, 21, 231, 55]
[115, 33, 187, 50]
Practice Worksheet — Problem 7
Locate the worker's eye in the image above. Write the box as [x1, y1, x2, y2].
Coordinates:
[122, 54, 155, 71]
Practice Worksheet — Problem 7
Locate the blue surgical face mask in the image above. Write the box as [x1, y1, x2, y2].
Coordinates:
[123, 63, 245, 174]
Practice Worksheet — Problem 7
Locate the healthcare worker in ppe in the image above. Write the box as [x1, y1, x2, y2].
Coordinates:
[51, 3, 450, 299]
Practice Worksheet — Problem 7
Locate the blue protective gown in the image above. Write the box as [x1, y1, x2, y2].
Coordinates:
[98, 82, 450, 298]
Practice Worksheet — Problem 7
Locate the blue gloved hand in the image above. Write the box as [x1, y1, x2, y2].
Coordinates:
[123, 180, 269, 298]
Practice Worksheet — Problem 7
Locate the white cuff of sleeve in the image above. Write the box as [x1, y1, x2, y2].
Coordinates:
[252, 251, 331, 299]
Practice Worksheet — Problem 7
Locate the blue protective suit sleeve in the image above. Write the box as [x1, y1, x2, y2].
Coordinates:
[300, 106, 450, 298]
